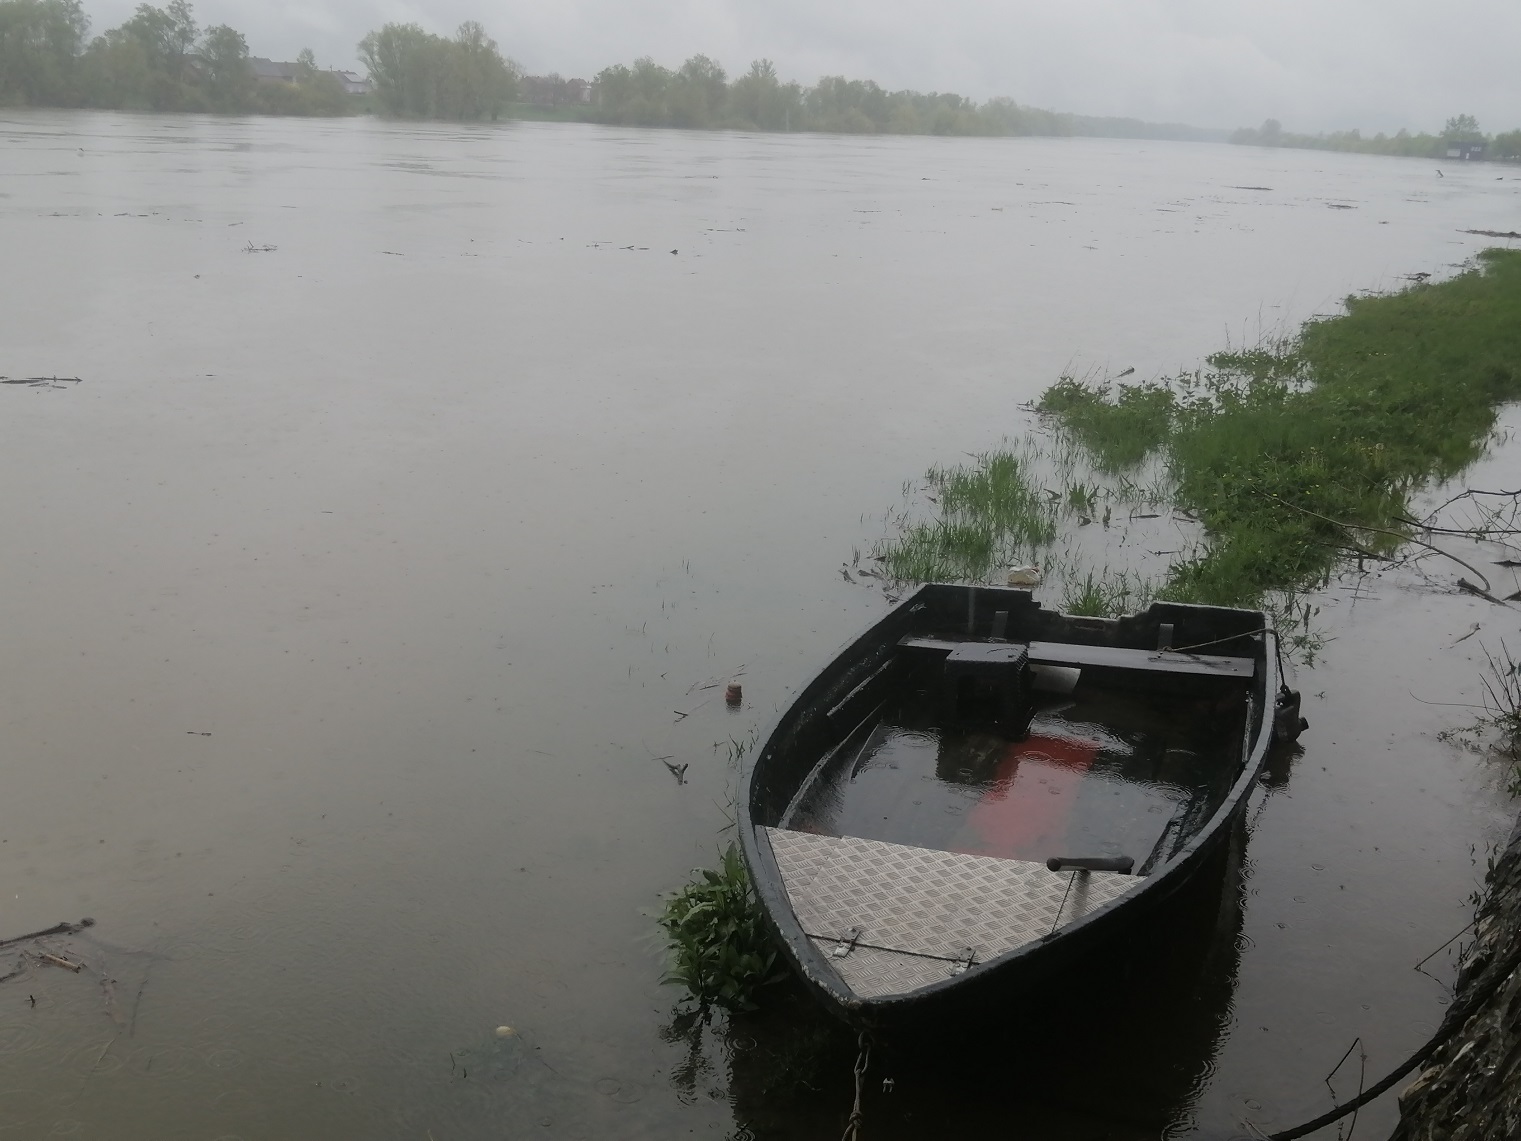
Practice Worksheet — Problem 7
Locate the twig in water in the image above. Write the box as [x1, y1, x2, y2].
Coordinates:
[1264, 493, 1494, 593]
[1412, 918, 1475, 975]
[0, 918, 95, 949]
[1457, 578, 1511, 607]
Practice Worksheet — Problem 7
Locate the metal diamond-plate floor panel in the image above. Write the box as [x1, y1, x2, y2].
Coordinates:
[765, 828, 1136, 998]
[806, 937, 956, 999]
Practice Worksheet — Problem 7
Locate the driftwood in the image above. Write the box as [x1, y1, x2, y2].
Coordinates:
[0, 917, 95, 949]
[37, 951, 83, 972]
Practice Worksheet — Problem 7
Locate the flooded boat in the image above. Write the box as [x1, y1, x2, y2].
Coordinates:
[739, 583, 1299, 1024]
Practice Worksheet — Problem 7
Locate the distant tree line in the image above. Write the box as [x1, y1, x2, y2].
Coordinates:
[0, 0, 349, 113]
[588, 55, 1226, 141]
[1232, 115, 1521, 162]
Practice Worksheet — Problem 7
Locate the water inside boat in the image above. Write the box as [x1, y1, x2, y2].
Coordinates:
[781, 681, 1248, 877]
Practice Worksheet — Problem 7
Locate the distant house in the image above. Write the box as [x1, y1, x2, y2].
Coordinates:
[1446, 141, 1487, 160]
[333, 70, 371, 96]
[249, 58, 298, 85]
[520, 74, 593, 107]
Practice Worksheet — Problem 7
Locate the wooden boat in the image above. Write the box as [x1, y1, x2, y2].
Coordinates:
[739, 583, 1301, 1025]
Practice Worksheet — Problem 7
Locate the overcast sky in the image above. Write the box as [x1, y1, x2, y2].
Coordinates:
[82, 0, 1521, 133]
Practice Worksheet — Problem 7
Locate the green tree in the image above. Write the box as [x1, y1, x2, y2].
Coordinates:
[1492, 129, 1521, 161]
[198, 22, 248, 110]
[358, 20, 516, 120]
[1442, 114, 1482, 142]
[0, 0, 90, 104]
[122, 0, 195, 76]
[670, 53, 725, 127]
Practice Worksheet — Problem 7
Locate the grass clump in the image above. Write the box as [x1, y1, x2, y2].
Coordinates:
[1039, 377, 1178, 471]
[1479, 643, 1521, 793]
[659, 843, 786, 1011]
[1061, 568, 1152, 617]
[875, 451, 1056, 582]
[1041, 249, 1521, 606]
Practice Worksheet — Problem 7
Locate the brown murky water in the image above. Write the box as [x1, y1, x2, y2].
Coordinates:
[1, 110, 1518, 1139]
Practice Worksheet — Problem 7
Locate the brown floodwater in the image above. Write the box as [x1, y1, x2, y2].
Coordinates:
[1, 110, 1518, 1139]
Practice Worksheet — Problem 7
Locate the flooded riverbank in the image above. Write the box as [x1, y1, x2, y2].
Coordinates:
[1, 110, 1518, 1138]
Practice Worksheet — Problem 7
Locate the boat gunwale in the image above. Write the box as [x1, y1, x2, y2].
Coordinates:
[737, 582, 1279, 1022]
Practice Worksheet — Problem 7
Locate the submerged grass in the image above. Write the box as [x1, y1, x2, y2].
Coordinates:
[874, 450, 1056, 581]
[1060, 567, 1153, 618]
[1038, 249, 1521, 606]
[873, 248, 1521, 624]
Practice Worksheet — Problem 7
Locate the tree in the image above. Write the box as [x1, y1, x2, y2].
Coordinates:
[295, 46, 316, 82]
[0, 0, 90, 104]
[122, 0, 195, 76]
[1492, 129, 1521, 161]
[1441, 114, 1482, 142]
[198, 22, 248, 109]
[670, 53, 725, 127]
[359, 20, 517, 120]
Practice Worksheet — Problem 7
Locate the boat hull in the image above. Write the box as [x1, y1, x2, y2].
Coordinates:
[739, 583, 1278, 1027]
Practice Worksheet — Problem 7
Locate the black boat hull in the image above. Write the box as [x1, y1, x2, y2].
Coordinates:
[739, 583, 1279, 1027]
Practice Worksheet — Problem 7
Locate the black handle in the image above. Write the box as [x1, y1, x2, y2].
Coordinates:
[1046, 855, 1134, 875]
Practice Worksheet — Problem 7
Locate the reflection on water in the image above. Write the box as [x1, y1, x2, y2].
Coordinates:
[786, 684, 1245, 874]
[0, 109, 1517, 1138]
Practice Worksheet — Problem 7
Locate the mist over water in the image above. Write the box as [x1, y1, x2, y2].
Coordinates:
[1, 110, 1518, 1138]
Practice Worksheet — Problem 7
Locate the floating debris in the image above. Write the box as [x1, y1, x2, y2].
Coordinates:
[1, 376, 81, 388]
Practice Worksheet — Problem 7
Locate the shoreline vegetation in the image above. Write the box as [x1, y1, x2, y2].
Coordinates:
[873, 248, 1521, 631]
[1231, 115, 1521, 163]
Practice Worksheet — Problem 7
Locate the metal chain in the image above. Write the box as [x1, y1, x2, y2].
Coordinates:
[841, 1031, 870, 1141]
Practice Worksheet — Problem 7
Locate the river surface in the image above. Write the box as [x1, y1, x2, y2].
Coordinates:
[1, 111, 1519, 1140]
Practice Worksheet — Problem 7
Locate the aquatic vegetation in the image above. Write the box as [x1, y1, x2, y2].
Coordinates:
[1040, 376, 1178, 472]
[874, 451, 1056, 582]
[1060, 568, 1152, 618]
[1041, 249, 1521, 606]
[1478, 643, 1521, 793]
[658, 843, 786, 1011]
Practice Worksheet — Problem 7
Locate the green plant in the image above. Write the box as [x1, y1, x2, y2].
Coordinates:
[1479, 642, 1521, 793]
[1060, 568, 1151, 617]
[659, 843, 786, 1011]
[1042, 250, 1521, 606]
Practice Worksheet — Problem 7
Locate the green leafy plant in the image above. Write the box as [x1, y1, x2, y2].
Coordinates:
[659, 843, 786, 1011]
[1479, 643, 1521, 794]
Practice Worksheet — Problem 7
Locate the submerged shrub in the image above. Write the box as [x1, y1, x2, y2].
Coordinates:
[659, 843, 786, 1011]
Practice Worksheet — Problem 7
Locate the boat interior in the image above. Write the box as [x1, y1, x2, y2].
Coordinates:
[756, 593, 1263, 1001]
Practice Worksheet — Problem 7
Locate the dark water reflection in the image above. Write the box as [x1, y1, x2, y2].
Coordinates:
[720, 812, 1255, 1141]
[1, 111, 1518, 1139]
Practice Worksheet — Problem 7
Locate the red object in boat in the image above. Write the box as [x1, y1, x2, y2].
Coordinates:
[958, 734, 1099, 861]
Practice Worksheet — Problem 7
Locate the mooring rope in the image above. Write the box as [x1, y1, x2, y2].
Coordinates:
[841, 1031, 870, 1141]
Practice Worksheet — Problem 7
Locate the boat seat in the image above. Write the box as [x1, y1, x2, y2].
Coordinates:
[899, 636, 1255, 678]
[762, 827, 1137, 1000]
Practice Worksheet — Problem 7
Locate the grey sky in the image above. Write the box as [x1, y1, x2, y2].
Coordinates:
[83, 0, 1520, 133]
